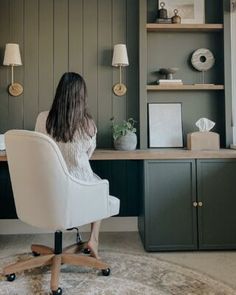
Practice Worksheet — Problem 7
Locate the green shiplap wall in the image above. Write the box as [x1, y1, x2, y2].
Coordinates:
[0, 0, 139, 149]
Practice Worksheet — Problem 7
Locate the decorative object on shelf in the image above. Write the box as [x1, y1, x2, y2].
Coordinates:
[158, 68, 183, 85]
[112, 44, 129, 97]
[171, 9, 181, 24]
[159, 67, 179, 80]
[158, 2, 168, 18]
[148, 103, 183, 148]
[111, 117, 137, 151]
[165, 0, 205, 24]
[156, 1, 172, 23]
[158, 79, 183, 85]
[232, 0, 236, 11]
[3, 43, 23, 97]
[191, 48, 215, 84]
[187, 118, 220, 151]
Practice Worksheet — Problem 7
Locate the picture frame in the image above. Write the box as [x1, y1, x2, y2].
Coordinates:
[148, 103, 183, 148]
[164, 0, 205, 24]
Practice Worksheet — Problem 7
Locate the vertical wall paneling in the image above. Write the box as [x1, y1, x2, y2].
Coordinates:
[126, 160, 140, 215]
[54, 0, 69, 91]
[231, 0, 236, 144]
[9, 0, 24, 129]
[38, 0, 54, 113]
[112, 0, 127, 122]
[111, 160, 127, 216]
[83, 0, 98, 123]
[0, 0, 9, 133]
[0, 0, 139, 146]
[224, 0, 233, 146]
[68, 0, 83, 73]
[24, 0, 39, 129]
[97, 0, 113, 147]
[139, 0, 148, 149]
[127, 0, 139, 136]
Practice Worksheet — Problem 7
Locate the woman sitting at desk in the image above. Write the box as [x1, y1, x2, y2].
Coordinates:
[35, 72, 101, 259]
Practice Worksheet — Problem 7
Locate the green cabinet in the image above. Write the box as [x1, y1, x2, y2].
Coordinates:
[197, 159, 236, 249]
[139, 159, 236, 251]
[139, 159, 198, 251]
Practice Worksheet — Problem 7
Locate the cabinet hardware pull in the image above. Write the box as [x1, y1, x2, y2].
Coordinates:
[193, 202, 198, 207]
[198, 201, 203, 207]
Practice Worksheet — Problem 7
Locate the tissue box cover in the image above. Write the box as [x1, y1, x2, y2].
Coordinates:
[187, 131, 219, 151]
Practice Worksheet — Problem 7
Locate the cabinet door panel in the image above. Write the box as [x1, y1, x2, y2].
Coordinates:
[197, 160, 236, 249]
[91, 160, 141, 216]
[144, 160, 197, 251]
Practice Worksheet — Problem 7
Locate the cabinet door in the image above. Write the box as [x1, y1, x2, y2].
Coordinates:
[197, 159, 236, 249]
[143, 160, 197, 251]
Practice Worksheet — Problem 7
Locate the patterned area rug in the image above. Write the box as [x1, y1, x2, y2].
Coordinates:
[0, 251, 235, 295]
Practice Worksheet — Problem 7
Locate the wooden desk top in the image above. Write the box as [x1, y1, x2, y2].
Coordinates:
[2, 148, 236, 161]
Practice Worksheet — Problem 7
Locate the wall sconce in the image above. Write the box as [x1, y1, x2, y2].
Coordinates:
[3, 43, 23, 97]
[112, 44, 129, 96]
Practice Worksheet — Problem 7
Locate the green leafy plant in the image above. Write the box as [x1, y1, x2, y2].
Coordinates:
[111, 117, 137, 140]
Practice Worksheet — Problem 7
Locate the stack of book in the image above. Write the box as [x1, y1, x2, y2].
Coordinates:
[156, 18, 172, 24]
[158, 79, 183, 86]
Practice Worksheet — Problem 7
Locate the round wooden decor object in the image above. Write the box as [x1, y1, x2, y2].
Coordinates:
[113, 83, 127, 96]
[8, 83, 23, 97]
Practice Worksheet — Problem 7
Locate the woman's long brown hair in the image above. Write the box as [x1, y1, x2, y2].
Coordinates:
[46, 72, 96, 142]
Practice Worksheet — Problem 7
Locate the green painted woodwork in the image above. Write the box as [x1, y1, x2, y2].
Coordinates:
[0, 0, 139, 219]
[197, 159, 236, 249]
[139, 0, 232, 148]
[91, 160, 141, 216]
[0, 160, 141, 219]
[38, 0, 54, 112]
[139, 0, 148, 149]
[141, 159, 236, 251]
[140, 160, 197, 251]
[0, 163, 16, 219]
[0, 0, 139, 148]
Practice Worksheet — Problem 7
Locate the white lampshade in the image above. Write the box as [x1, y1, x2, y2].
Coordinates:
[112, 44, 129, 67]
[3, 43, 22, 66]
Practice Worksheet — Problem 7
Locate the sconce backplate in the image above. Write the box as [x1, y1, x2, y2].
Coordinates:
[8, 83, 23, 97]
[113, 83, 127, 96]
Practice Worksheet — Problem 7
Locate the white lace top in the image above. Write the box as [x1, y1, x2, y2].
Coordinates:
[35, 111, 99, 182]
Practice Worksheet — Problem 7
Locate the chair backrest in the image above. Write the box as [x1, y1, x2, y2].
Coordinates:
[5, 130, 73, 230]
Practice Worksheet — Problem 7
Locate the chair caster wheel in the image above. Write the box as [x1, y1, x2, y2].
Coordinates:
[6, 273, 16, 282]
[32, 251, 40, 257]
[102, 268, 110, 276]
[51, 287, 62, 295]
[83, 248, 91, 254]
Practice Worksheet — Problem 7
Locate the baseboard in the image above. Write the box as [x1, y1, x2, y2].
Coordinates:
[0, 217, 138, 234]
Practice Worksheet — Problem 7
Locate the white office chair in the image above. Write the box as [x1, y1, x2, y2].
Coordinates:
[3, 130, 120, 295]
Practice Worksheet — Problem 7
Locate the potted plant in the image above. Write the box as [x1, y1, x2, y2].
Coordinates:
[111, 117, 137, 151]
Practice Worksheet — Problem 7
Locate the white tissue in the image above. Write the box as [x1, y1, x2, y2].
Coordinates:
[195, 118, 215, 132]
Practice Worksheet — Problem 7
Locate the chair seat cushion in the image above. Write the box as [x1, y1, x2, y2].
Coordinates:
[109, 195, 120, 216]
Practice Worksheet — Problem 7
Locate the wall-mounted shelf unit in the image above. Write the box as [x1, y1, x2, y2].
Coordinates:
[146, 23, 224, 32]
[147, 84, 225, 91]
[139, 0, 231, 150]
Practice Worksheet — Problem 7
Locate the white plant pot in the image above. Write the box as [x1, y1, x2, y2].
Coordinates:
[114, 131, 137, 151]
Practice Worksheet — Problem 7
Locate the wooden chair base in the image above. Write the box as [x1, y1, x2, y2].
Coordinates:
[3, 243, 109, 293]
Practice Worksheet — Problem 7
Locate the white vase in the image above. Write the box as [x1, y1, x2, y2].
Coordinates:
[114, 131, 137, 151]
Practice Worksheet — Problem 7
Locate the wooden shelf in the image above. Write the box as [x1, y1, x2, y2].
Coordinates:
[147, 84, 224, 91]
[146, 23, 224, 32]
